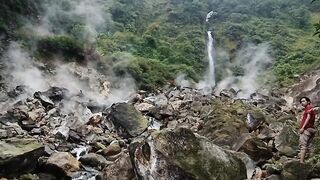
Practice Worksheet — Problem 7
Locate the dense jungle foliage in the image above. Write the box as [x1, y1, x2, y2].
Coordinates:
[1, 0, 320, 90]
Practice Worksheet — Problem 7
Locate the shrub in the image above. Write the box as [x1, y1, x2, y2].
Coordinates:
[37, 35, 85, 61]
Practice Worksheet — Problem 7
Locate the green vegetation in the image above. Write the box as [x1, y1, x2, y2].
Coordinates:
[2, 0, 320, 90]
[112, 52, 199, 90]
[37, 35, 85, 61]
[0, 0, 42, 35]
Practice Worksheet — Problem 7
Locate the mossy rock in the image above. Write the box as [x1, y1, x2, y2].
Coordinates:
[106, 102, 149, 137]
[281, 160, 311, 180]
[199, 99, 268, 148]
[274, 125, 299, 157]
[0, 137, 44, 177]
[130, 128, 248, 180]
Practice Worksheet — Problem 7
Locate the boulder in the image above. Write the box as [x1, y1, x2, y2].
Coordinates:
[101, 142, 121, 157]
[79, 153, 109, 169]
[154, 94, 168, 107]
[233, 133, 273, 163]
[281, 160, 311, 180]
[0, 138, 44, 176]
[257, 125, 275, 141]
[198, 100, 250, 148]
[102, 153, 135, 180]
[169, 100, 184, 111]
[7, 103, 29, 121]
[7, 85, 28, 98]
[6, 98, 45, 131]
[264, 163, 282, 175]
[274, 125, 299, 157]
[105, 103, 149, 137]
[33, 92, 54, 109]
[269, 122, 285, 133]
[42, 87, 69, 102]
[220, 89, 237, 98]
[0, 114, 18, 125]
[134, 103, 155, 112]
[46, 152, 80, 175]
[130, 128, 248, 180]
[246, 110, 265, 132]
[87, 113, 103, 126]
[309, 161, 320, 179]
[0, 129, 8, 139]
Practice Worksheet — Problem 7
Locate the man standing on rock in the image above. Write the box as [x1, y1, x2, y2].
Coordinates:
[298, 97, 316, 163]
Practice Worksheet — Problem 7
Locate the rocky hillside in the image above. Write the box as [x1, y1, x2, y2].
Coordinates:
[0, 66, 320, 179]
[1, 0, 320, 179]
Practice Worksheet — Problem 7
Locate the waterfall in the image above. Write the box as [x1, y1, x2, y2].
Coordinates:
[196, 11, 217, 92]
[207, 30, 215, 87]
[206, 11, 217, 87]
[206, 11, 214, 22]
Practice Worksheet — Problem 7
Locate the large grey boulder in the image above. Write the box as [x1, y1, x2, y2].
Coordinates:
[7, 85, 28, 98]
[309, 160, 320, 178]
[281, 160, 311, 180]
[130, 128, 248, 180]
[257, 125, 275, 141]
[79, 153, 109, 169]
[198, 100, 251, 148]
[105, 103, 149, 137]
[233, 133, 273, 163]
[274, 125, 299, 157]
[246, 110, 265, 132]
[6, 98, 46, 131]
[41, 87, 69, 102]
[0, 137, 44, 176]
[102, 153, 135, 180]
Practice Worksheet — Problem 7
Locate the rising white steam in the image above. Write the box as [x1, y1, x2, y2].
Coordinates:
[175, 74, 191, 88]
[3, 42, 49, 92]
[216, 43, 273, 99]
[52, 62, 136, 106]
[35, 0, 114, 40]
[0, 42, 136, 113]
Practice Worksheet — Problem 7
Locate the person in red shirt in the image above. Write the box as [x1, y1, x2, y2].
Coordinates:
[299, 97, 316, 163]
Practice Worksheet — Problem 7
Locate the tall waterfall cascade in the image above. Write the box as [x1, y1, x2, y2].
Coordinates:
[206, 11, 216, 87]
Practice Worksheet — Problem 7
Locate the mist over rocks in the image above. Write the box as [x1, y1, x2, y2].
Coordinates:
[1, 68, 320, 179]
[0, 40, 319, 180]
